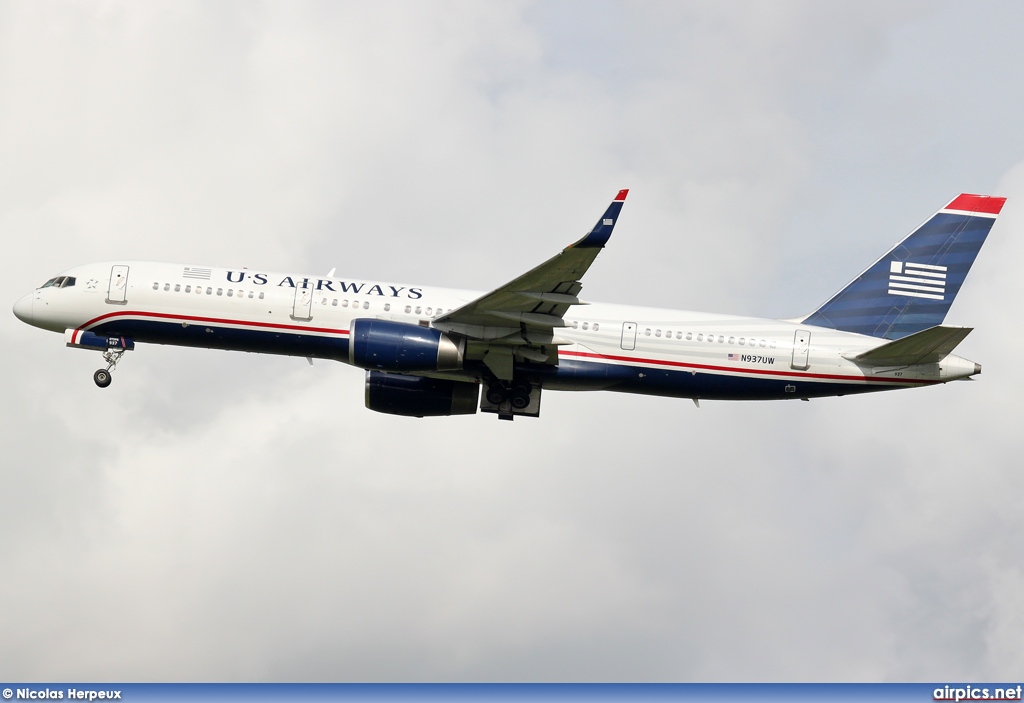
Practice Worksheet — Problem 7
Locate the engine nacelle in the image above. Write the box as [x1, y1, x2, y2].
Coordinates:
[364, 371, 479, 417]
[349, 318, 464, 372]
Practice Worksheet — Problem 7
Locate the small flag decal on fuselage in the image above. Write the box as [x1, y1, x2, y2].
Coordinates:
[183, 267, 212, 280]
[888, 261, 946, 301]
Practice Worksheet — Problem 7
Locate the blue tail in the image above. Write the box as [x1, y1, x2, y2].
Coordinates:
[802, 193, 1005, 340]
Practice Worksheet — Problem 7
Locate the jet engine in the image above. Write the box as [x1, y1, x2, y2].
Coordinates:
[364, 370, 479, 417]
[349, 319, 464, 372]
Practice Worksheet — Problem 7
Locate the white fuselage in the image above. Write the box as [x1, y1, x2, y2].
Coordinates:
[13, 260, 979, 403]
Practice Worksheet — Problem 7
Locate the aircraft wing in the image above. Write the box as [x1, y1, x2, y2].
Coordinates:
[434, 189, 628, 379]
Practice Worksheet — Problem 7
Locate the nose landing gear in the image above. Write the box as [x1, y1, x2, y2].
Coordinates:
[93, 347, 125, 388]
[64, 329, 135, 389]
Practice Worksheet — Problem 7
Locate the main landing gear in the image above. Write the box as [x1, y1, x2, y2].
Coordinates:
[485, 381, 532, 410]
[93, 347, 125, 388]
[481, 380, 541, 420]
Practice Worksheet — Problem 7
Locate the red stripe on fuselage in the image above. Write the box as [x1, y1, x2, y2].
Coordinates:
[81, 309, 350, 336]
[558, 349, 934, 385]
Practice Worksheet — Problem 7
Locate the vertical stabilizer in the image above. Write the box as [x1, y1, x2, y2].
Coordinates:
[802, 194, 1005, 339]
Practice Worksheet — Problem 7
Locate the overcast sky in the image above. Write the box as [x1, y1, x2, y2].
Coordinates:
[2, 0, 1024, 682]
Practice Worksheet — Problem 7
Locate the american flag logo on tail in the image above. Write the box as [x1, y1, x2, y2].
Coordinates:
[888, 261, 946, 301]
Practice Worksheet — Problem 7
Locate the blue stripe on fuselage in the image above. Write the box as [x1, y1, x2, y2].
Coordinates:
[542, 358, 900, 400]
[90, 318, 350, 361]
[90, 318, 908, 401]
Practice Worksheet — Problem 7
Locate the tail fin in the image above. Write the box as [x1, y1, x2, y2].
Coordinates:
[802, 194, 1006, 339]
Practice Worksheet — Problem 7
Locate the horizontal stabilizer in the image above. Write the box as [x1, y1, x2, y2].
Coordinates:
[849, 325, 972, 366]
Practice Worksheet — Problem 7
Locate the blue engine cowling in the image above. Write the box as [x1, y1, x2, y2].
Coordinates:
[349, 319, 464, 372]
[364, 371, 479, 417]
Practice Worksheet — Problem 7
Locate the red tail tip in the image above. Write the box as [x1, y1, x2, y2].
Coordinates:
[945, 193, 1006, 215]
[615, 189, 629, 202]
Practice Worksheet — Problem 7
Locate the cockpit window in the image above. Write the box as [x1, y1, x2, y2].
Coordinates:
[39, 276, 75, 289]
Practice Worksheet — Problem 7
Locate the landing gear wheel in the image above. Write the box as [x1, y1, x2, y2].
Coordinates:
[509, 381, 532, 409]
[486, 385, 506, 405]
[94, 369, 112, 388]
[510, 392, 530, 409]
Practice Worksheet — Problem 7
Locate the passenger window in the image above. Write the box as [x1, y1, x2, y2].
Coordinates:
[718, 336, 724, 343]
[248, 291, 253, 299]
[571, 321, 578, 329]
[686, 333, 692, 340]
[593, 323, 599, 331]
[363, 301, 369, 310]
[770, 341, 777, 349]
[258, 292, 264, 300]
[415, 306, 422, 314]
[383, 303, 390, 311]
[206, 287, 213, 295]
[152, 282, 159, 290]
[164, 284, 170, 291]
[426, 307, 433, 316]
[696, 333, 703, 341]
[173, 284, 179, 292]
[404, 305, 412, 314]
[759, 339, 766, 348]
[739, 338, 745, 345]
[342, 300, 349, 307]
[227, 290, 233, 297]
[217, 288, 223, 296]
[185, 285, 191, 293]
[728, 337, 735, 344]
[654, 329, 660, 337]
[676, 332, 682, 339]
[645, 328, 651, 336]
[582, 322, 589, 330]
[333, 299, 339, 306]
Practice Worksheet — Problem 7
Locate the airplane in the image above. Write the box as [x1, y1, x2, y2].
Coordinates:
[11, 190, 1004, 420]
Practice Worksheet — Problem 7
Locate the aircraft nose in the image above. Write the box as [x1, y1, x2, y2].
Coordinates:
[12, 293, 33, 324]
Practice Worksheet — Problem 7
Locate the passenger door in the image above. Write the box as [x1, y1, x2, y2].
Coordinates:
[106, 265, 129, 305]
[620, 322, 637, 351]
[291, 281, 314, 321]
[791, 329, 811, 370]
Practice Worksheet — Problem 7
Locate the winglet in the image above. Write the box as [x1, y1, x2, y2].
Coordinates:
[571, 189, 629, 249]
